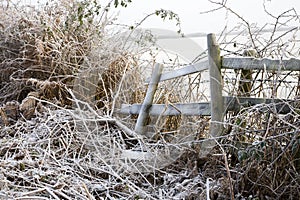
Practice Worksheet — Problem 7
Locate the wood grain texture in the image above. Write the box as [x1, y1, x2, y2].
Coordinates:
[222, 57, 300, 71]
[134, 63, 163, 135]
[119, 97, 292, 116]
[145, 60, 209, 83]
[208, 33, 224, 137]
[120, 102, 211, 116]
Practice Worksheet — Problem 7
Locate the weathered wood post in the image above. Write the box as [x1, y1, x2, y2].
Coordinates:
[201, 33, 223, 156]
[238, 50, 258, 97]
[135, 63, 163, 136]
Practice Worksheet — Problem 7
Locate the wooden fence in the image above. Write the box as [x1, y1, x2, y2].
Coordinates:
[119, 33, 300, 137]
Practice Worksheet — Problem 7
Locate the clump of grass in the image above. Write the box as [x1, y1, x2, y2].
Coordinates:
[0, 0, 142, 116]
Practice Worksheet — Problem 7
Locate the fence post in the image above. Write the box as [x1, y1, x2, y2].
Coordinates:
[134, 63, 163, 136]
[238, 50, 258, 97]
[201, 33, 223, 156]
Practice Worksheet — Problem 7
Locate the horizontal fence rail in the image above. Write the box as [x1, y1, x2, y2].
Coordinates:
[120, 97, 293, 116]
[121, 102, 211, 116]
[222, 57, 300, 71]
[145, 58, 300, 85]
[145, 60, 209, 83]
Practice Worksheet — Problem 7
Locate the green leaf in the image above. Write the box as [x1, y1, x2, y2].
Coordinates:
[114, 0, 119, 8]
[19, 163, 25, 171]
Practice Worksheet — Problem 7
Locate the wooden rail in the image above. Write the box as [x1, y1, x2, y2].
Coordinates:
[222, 57, 300, 71]
[121, 97, 292, 116]
[145, 60, 209, 83]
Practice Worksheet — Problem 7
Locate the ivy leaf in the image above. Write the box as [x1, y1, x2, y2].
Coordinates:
[114, 0, 119, 8]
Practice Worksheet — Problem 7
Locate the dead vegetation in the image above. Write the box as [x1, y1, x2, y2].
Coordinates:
[0, 0, 300, 199]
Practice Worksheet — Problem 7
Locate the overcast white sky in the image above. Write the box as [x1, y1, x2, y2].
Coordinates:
[15, 0, 300, 34]
[12, 0, 300, 62]
[115, 0, 300, 34]
[111, 0, 299, 62]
